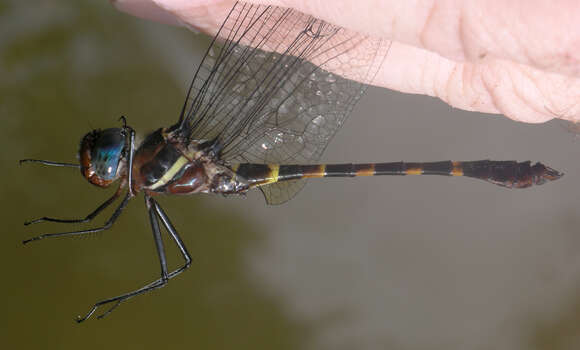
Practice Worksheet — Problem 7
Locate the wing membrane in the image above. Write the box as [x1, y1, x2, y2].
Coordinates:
[177, 3, 389, 203]
[259, 179, 308, 205]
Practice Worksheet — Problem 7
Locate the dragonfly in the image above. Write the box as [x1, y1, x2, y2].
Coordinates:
[21, 3, 563, 322]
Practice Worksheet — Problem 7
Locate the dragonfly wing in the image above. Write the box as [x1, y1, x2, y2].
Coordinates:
[259, 179, 307, 205]
[177, 3, 389, 204]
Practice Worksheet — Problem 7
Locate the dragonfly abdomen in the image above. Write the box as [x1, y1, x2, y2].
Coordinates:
[454, 160, 563, 188]
[234, 160, 562, 189]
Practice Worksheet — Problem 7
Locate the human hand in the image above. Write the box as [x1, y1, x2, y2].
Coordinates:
[112, 0, 580, 123]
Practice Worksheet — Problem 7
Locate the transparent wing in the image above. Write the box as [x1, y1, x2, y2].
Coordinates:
[177, 3, 389, 204]
[259, 179, 307, 205]
[221, 48, 384, 165]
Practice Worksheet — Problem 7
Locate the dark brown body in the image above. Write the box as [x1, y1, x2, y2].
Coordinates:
[233, 160, 562, 189]
[131, 128, 247, 196]
[130, 127, 562, 202]
[19, 2, 564, 323]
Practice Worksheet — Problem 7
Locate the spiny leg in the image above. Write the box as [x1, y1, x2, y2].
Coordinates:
[22, 191, 131, 244]
[76, 195, 192, 322]
[97, 199, 192, 316]
[24, 186, 123, 226]
[77, 195, 168, 322]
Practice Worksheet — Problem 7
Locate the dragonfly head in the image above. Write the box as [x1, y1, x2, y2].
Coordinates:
[79, 127, 129, 187]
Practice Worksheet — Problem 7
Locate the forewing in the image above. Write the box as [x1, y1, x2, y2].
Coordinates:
[178, 3, 389, 204]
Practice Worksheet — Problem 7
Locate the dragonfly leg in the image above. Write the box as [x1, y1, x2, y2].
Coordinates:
[19, 159, 79, 168]
[24, 186, 123, 226]
[125, 126, 136, 196]
[22, 191, 131, 244]
[76, 195, 192, 323]
[152, 197, 192, 274]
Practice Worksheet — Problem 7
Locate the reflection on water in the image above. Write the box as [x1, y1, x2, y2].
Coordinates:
[3, 1, 580, 349]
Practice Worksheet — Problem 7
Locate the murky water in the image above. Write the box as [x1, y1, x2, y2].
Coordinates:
[2, 1, 580, 349]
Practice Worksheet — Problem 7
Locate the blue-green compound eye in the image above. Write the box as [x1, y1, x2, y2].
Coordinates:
[90, 128, 125, 180]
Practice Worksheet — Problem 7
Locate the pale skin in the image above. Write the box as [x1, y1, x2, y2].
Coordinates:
[112, 0, 580, 124]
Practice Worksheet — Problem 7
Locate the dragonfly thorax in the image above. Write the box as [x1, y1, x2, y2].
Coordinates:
[79, 128, 128, 187]
[129, 127, 249, 196]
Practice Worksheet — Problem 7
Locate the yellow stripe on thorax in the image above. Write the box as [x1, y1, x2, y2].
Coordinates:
[149, 156, 189, 190]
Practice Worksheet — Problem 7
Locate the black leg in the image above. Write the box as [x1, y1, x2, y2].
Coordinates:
[118, 115, 136, 197]
[22, 191, 131, 244]
[126, 128, 136, 196]
[76, 195, 192, 323]
[153, 198, 192, 274]
[19, 159, 80, 168]
[24, 187, 122, 226]
[148, 196, 170, 282]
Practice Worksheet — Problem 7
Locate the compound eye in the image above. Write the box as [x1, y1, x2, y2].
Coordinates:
[91, 129, 125, 179]
[79, 128, 126, 187]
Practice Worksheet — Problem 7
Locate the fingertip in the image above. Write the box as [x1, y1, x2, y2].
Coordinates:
[374, 41, 580, 124]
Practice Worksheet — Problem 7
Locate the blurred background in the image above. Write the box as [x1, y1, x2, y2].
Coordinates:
[2, 1, 580, 349]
